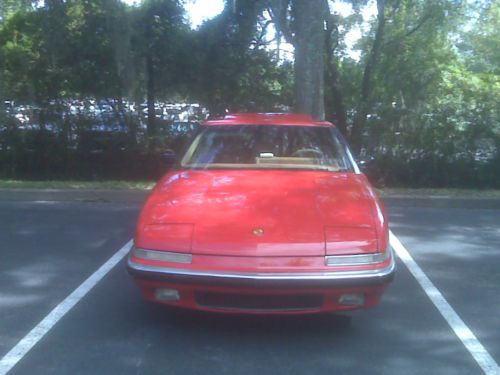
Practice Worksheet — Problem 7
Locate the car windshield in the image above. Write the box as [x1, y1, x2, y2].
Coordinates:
[181, 125, 354, 171]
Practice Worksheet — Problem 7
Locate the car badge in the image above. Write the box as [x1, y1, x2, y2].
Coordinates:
[252, 228, 265, 237]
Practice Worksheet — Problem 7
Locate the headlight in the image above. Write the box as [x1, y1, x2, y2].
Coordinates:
[325, 249, 391, 266]
[132, 247, 192, 264]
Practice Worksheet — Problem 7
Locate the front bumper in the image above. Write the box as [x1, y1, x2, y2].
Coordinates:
[127, 250, 396, 313]
[127, 251, 395, 288]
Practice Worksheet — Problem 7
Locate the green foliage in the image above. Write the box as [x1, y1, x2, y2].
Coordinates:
[0, 0, 127, 101]
[340, 0, 500, 187]
[0, 0, 33, 21]
[129, 0, 188, 95]
[63, 0, 124, 98]
[0, 11, 47, 101]
[460, 1, 499, 75]
[0, 0, 498, 186]
[190, 0, 289, 113]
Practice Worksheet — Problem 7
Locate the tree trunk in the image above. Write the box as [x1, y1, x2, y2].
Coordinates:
[351, 0, 386, 152]
[292, 0, 325, 120]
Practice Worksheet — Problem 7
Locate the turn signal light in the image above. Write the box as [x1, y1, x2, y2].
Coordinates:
[132, 247, 192, 264]
[325, 250, 391, 266]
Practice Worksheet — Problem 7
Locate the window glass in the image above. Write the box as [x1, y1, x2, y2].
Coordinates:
[181, 125, 353, 171]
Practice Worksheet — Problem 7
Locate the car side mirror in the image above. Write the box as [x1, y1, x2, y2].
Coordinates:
[356, 155, 375, 172]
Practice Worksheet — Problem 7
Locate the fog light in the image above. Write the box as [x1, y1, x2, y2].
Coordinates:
[338, 293, 365, 306]
[155, 288, 180, 301]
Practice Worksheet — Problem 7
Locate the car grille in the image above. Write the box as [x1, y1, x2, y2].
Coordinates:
[195, 292, 324, 311]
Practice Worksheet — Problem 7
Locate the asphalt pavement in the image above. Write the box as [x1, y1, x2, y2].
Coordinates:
[0, 191, 499, 375]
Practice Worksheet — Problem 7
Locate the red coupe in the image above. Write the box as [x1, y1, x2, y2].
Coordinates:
[127, 113, 395, 314]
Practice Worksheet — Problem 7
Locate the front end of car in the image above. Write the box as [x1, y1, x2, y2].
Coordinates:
[127, 114, 395, 314]
[128, 200, 395, 314]
[127, 245, 394, 314]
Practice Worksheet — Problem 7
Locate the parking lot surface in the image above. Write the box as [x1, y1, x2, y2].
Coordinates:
[1, 195, 499, 375]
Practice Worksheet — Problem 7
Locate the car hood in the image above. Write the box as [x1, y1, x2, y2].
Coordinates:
[136, 170, 383, 256]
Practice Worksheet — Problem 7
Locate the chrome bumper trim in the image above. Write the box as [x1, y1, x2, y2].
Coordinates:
[127, 249, 396, 287]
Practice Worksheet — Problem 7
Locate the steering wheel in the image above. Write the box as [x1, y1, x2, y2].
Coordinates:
[291, 148, 323, 158]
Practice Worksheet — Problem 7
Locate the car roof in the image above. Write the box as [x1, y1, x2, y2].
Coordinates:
[203, 113, 334, 127]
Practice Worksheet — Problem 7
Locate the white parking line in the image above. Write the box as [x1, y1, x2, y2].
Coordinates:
[2, 234, 499, 375]
[0, 239, 133, 375]
[390, 231, 500, 375]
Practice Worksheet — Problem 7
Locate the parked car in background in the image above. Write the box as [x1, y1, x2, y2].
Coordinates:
[128, 112, 395, 314]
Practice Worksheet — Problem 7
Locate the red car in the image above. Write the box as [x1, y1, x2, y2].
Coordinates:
[127, 113, 395, 314]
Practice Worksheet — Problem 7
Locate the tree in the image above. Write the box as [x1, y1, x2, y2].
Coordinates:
[350, 0, 385, 151]
[0, 10, 53, 102]
[191, 0, 294, 114]
[63, 0, 125, 98]
[291, 0, 326, 120]
[0, 0, 33, 22]
[323, 3, 352, 134]
[130, 0, 187, 146]
[0, 0, 130, 103]
[460, 1, 499, 76]
[268, 0, 326, 120]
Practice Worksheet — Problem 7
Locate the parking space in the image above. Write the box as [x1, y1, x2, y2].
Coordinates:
[388, 206, 500, 364]
[0, 201, 139, 358]
[1, 196, 499, 374]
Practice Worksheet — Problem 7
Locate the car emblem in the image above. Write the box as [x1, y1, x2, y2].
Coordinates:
[252, 228, 265, 237]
